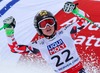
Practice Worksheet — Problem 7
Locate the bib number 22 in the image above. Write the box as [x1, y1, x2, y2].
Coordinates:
[51, 49, 73, 67]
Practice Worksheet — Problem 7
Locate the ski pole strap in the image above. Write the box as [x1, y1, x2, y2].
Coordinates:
[72, 7, 94, 24]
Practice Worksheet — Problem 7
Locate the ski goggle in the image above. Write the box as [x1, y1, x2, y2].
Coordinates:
[38, 18, 55, 29]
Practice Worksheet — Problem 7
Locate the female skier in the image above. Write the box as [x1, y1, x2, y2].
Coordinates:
[3, 2, 89, 73]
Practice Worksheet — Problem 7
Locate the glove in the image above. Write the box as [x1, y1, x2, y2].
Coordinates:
[63, 2, 76, 13]
[3, 16, 16, 36]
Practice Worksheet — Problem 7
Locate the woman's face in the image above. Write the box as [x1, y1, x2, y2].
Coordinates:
[38, 18, 55, 36]
[41, 24, 55, 36]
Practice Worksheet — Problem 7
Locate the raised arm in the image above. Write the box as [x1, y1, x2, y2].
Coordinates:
[63, 2, 90, 39]
[3, 16, 39, 54]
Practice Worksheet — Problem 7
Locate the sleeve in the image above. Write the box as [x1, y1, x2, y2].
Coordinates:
[7, 35, 40, 54]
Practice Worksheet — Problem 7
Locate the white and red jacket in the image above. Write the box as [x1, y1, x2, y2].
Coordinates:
[7, 9, 90, 73]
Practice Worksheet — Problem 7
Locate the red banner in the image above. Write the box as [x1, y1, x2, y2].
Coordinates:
[55, 0, 100, 73]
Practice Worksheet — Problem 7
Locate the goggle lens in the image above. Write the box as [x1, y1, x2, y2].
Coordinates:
[38, 18, 55, 29]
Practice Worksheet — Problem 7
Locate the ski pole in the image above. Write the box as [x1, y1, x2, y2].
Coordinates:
[72, 7, 100, 28]
[0, 24, 9, 31]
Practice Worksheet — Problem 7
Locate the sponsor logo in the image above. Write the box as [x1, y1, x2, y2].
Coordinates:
[75, 22, 100, 47]
[47, 39, 66, 55]
[39, 10, 47, 16]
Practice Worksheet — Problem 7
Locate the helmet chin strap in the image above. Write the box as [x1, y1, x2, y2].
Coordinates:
[42, 30, 56, 39]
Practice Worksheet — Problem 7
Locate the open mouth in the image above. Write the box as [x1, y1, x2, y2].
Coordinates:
[47, 29, 51, 32]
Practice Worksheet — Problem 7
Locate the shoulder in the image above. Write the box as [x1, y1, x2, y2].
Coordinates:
[28, 38, 45, 50]
[31, 38, 45, 45]
[57, 24, 73, 35]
